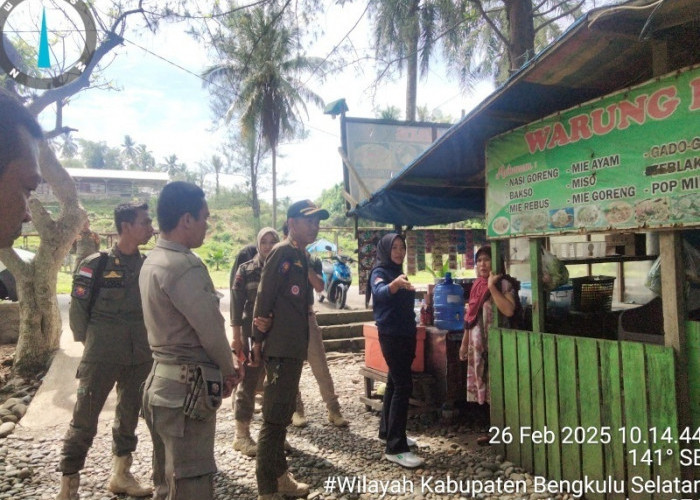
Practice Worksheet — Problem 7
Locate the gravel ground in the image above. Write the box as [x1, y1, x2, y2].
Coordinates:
[0, 353, 572, 500]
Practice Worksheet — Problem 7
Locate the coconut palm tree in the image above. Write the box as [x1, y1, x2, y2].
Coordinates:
[60, 133, 78, 159]
[121, 135, 137, 168]
[211, 154, 224, 195]
[203, 6, 325, 227]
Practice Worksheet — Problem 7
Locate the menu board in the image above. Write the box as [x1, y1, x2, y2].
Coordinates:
[344, 118, 450, 204]
[486, 66, 700, 239]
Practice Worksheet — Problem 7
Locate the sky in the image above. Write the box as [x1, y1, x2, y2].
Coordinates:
[27, 0, 495, 202]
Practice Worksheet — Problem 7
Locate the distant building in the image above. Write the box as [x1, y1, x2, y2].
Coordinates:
[36, 168, 169, 201]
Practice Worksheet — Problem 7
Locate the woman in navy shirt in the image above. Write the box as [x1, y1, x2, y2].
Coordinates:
[367, 233, 424, 468]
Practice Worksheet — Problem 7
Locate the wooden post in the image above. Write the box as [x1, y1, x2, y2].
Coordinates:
[529, 238, 546, 333]
[659, 232, 691, 478]
[493, 242, 502, 327]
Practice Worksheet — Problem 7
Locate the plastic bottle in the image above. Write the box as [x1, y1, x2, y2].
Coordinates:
[433, 272, 465, 331]
[414, 299, 422, 325]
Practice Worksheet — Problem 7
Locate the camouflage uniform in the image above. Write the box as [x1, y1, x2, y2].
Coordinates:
[59, 245, 152, 475]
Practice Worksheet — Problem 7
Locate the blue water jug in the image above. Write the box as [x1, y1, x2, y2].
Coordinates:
[433, 272, 465, 331]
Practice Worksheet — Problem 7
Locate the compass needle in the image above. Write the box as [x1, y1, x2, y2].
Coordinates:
[0, 0, 96, 89]
[37, 8, 50, 69]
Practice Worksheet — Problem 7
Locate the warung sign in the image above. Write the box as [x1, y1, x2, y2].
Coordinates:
[485, 65, 700, 239]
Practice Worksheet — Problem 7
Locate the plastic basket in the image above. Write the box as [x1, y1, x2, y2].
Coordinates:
[571, 275, 615, 312]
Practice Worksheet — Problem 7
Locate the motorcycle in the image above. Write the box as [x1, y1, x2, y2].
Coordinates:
[318, 247, 353, 310]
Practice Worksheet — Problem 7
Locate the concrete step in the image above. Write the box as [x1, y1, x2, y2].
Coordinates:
[319, 321, 366, 340]
[323, 337, 365, 353]
[315, 309, 373, 326]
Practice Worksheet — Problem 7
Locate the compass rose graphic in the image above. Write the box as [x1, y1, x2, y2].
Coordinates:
[0, 0, 97, 90]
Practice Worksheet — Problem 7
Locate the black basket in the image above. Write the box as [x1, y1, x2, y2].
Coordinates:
[571, 275, 615, 312]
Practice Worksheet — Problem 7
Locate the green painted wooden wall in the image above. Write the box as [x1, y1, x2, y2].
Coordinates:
[490, 327, 685, 500]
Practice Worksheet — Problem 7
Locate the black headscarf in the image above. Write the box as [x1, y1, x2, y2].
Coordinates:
[365, 233, 405, 307]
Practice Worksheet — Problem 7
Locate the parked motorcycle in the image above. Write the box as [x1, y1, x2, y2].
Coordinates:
[317, 247, 353, 309]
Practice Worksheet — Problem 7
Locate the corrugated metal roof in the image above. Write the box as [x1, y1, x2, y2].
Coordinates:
[66, 168, 169, 181]
[350, 0, 700, 226]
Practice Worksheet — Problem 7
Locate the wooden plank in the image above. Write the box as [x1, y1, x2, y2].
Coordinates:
[542, 334, 561, 480]
[659, 233, 690, 437]
[557, 335, 581, 482]
[599, 340, 626, 500]
[502, 330, 521, 463]
[517, 332, 533, 472]
[577, 338, 604, 500]
[645, 344, 681, 498]
[621, 341, 652, 500]
[530, 332, 547, 476]
[687, 321, 700, 431]
[529, 239, 546, 333]
[489, 328, 506, 457]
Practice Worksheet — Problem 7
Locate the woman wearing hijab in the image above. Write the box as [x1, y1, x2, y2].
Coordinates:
[230, 227, 280, 456]
[459, 246, 516, 410]
[367, 233, 425, 468]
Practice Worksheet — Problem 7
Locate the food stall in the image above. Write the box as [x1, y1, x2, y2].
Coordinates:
[350, 0, 700, 496]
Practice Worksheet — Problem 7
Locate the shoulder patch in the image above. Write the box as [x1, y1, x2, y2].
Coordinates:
[233, 273, 244, 290]
[71, 283, 90, 299]
[279, 260, 291, 275]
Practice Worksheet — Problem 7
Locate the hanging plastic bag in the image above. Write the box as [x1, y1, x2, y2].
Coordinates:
[541, 247, 569, 292]
[644, 240, 699, 299]
[645, 256, 662, 296]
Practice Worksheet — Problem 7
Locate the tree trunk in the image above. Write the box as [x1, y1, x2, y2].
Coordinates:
[0, 142, 85, 377]
[505, 0, 535, 72]
[405, 0, 420, 122]
[271, 144, 277, 229]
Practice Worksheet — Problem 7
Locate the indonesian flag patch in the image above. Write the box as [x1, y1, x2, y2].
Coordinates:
[374, 277, 384, 285]
[78, 267, 93, 279]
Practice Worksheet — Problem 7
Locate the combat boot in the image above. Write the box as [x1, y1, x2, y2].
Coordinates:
[291, 410, 307, 427]
[277, 470, 310, 497]
[328, 408, 349, 427]
[55, 472, 79, 500]
[233, 420, 257, 457]
[107, 453, 153, 497]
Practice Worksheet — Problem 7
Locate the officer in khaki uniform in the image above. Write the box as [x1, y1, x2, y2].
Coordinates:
[250, 199, 328, 500]
[139, 182, 243, 500]
[56, 202, 154, 500]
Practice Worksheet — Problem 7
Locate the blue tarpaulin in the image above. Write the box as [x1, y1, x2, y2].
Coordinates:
[349, 0, 700, 226]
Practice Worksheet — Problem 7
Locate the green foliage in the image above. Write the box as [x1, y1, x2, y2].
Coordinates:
[426, 259, 450, 279]
[204, 243, 231, 271]
[316, 183, 351, 227]
[376, 105, 402, 120]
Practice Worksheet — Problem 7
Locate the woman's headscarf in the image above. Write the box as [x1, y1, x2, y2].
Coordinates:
[254, 227, 279, 265]
[365, 233, 405, 307]
[465, 245, 491, 328]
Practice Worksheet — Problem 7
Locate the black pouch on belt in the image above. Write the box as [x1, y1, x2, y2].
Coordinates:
[183, 365, 223, 421]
